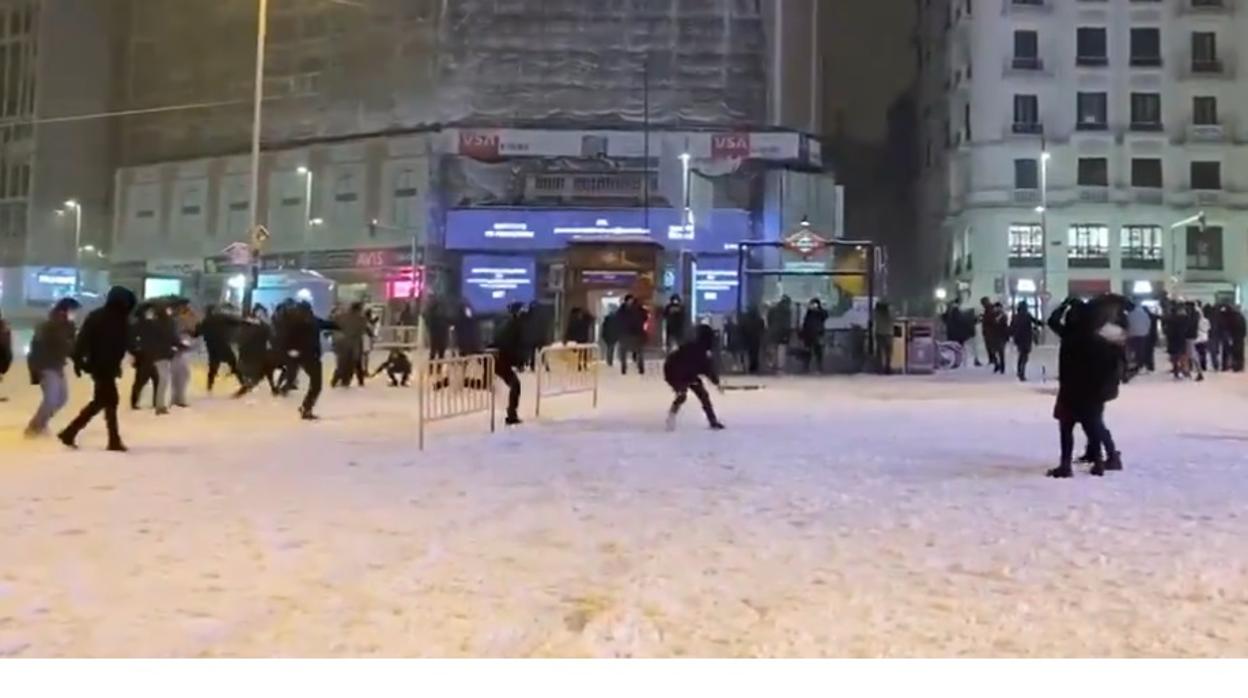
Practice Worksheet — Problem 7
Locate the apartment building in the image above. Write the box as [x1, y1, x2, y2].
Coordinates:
[918, 0, 1248, 308]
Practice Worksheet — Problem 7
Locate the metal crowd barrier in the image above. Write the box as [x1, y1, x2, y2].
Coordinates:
[373, 325, 421, 351]
[534, 343, 600, 418]
[417, 353, 496, 450]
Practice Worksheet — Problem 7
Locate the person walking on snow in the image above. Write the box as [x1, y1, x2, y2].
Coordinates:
[286, 300, 338, 420]
[617, 295, 648, 375]
[330, 302, 371, 388]
[1010, 301, 1043, 381]
[58, 286, 137, 452]
[24, 298, 80, 436]
[169, 299, 198, 408]
[664, 324, 726, 431]
[800, 298, 829, 373]
[600, 307, 620, 368]
[1125, 301, 1152, 377]
[197, 304, 240, 392]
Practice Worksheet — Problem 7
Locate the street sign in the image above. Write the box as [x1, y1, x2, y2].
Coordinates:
[222, 241, 252, 266]
[250, 224, 271, 251]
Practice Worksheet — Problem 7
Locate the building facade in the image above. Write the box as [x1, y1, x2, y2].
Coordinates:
[107, 0, 840, 322]
[919, 0, 1248, 309]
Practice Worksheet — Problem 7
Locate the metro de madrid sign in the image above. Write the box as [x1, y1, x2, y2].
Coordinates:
[782, 220, 832, 260]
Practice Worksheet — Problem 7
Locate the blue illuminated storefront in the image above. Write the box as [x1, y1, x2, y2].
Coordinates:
[444, 207, 754, 317]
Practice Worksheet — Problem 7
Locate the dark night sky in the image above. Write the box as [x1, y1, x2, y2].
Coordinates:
[822, 0, 917, 143]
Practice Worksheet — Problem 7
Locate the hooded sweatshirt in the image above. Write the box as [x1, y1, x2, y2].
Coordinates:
[75, 286, 137, 378]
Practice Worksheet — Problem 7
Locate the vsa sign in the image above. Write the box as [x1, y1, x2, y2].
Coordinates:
[711, 133, 750, 160]
[459, 131, 501, 161]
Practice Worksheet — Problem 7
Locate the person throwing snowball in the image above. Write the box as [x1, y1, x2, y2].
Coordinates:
[664, 324, 725, 431]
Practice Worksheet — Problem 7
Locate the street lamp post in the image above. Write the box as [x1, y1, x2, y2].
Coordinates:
[242, 0, 269, 318]
[64, 199, 83, 295]
[1037, 149, 1051, 314]
[297, 166, 314, 227]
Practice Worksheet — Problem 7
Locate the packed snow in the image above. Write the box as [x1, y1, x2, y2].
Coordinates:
[2, 352, 1248, 657]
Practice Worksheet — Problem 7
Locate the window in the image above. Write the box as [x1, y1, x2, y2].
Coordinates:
[1130, 28, 1162, 67]
[1068, 224, 1110, 261]
[1187, 225, 1223, 270]
[1076, 27, 1108, 66]
[1009, 224, 1044, 260]
[1077, 92, 1107, 129]
[1013, 94, 1040, 133]
[1192, 32, 1220, 72]
[1130, 92, 1162, 130]
[1131, 158, 1163, 188]
[1078, 157, 1109, 186]
[1013, 30, 1040, 69]
[1193, 96, 1219, 125]
[1015, 158, 1039, 189]
[1121, 225, 1164, 267]
[1191, 161, 1221, 189]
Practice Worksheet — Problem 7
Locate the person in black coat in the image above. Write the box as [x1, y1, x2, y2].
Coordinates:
[58, 286, 137, 451]
[197, 304, 240, 392]
[25, 298, 80, 435]
[600, 308, 620, 367]
[1224, 304, 1247, 372]
[617, 295, 648, 375]
[454, 301, 482, 355]
[492, 302, 526, 425]
[662, 294, 687, 353]
[232, 317, 277, 398]
[1046, 296, 1122, 478]
[664, 324, 725, 431]
[425, 297, 451, 361]
[563, 307, 595, 345]
[739, 306, 766, 375]
[800, 298, 829, 373]
[0, 310, 11, 401]
[1009, 301, 1043, 381]
[286, 301, 338, 420]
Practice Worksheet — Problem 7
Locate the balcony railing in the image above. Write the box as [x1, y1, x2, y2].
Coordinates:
[1192, 58, 1225, 74]
[1122, 252, 1165, 271]
[1189, 123, 1226, 142]
[1009, 56, 1044, 71]
[1181, 0, 1231, 15]
[1076, 55, 1109, 67]
[1129, 121, 1165, 132]
[1012, 121, 1043, 135]
[1130, 55, 1163, 68]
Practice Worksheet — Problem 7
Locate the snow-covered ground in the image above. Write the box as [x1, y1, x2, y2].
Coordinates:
[3, 353, 1248, 657]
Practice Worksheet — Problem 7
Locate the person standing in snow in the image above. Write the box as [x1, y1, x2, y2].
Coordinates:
[800, 298, 829, 373]
[1195, 303, 1212, 378]
[664, 324, 725, 431]
[1046, 296, 1122, 478]
[1225, 304, 1247, 372]
[873, 302, 894, 374]
[24, 298, 80, 435]
[617, 295, 648, 375]
[1125, 301, 1152, 377]
[1010, 301, 1042, 381]
[600, 307, 620, 368]
[58, 286, 137, 452]
[232, 315, 277, 398]
[425, 297, 451, 361]
[492, 302, 526, 425]
[169, 299, 198, 408]
[330, 302, 370, 389]
[739, 305, 766, 375]
[767, 295, 793, 372]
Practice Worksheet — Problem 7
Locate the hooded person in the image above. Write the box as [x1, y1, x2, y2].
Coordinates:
[232, 313, 277, 398]
[662, 294, 687, 352]
[286, 300, 338, 420]
[1009, 300, 1043, 381]
[663, 324, 725, 431]
[58, 286, 137, 451]
[25, 298, 81, 436]
[131, 301, 178, 413]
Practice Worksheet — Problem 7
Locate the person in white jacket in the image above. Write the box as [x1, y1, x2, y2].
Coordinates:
[1195, 304, 1211, 379]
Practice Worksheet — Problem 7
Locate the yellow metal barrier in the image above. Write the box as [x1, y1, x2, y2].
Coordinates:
[534, 343, 599, 418]
[417, 353, 496, 450]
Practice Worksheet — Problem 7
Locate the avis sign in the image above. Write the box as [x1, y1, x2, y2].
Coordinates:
[711, 133, 750, 160]
[459, 131, 501, 161]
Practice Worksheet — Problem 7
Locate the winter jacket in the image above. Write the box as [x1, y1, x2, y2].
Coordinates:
[196, 311, 236, 355]
[134, 309, 179, 361]
[455, 308, 483, 355]
[492, 312, 527, 367]
[663, 302, 687, 340]
[28, 314, 77, 375]
[236, 320, 272, 373]
[425, 305, 451, 353]
[740, 309, 766, 345]
[522, 304, 549, 347]
[1010, 309, 1041, 350]
[768, 301, 792, 344]
[600, 311, 620, 345]
[1049, 300, 1117, 415]
[1126, 305, 1151, 338]
[74, 286, 137, 379]
[873, 306, 894, 339]
[287, 306, 337, 359]
[800, 306, 829, 345]
[563, 310, 595, 344]
[619, 303, 648, 340]
[332, 310, 371, 355]
[663, 326, 720, 387]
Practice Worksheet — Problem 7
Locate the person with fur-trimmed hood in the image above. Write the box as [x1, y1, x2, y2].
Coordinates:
[663, 324, 726, 431]
[25, 297, 81, 436]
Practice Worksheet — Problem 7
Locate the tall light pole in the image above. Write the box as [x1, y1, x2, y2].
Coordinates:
[64, 199, 82, 295]
[242, 0, 269, 317]
[297, 166, 314, 227]
[1036, 147, 1051, 314]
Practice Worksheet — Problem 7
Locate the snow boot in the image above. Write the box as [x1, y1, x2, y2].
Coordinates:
[299, 407, 319, 421]
[1089, 460, 1106, 477]
[505, 414, 523, 426]
[56, 431, 79, 450]
[1102, 451, 1123, 472]
[155, 407, 170, 416]
[708, 420, 726, 430]
[1046, 462, 1073, 478]
[106, 441, 128, 453]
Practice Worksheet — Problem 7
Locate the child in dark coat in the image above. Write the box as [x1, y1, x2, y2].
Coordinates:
[663, 324, 725, 431]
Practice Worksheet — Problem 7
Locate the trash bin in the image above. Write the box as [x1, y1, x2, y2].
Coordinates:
[890, 320, 908, 372]
[906, 319, 936, 374]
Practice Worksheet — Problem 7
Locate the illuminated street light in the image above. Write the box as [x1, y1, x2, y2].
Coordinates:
[63, 199, 84, 295]
[309, 217, 325, 226]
